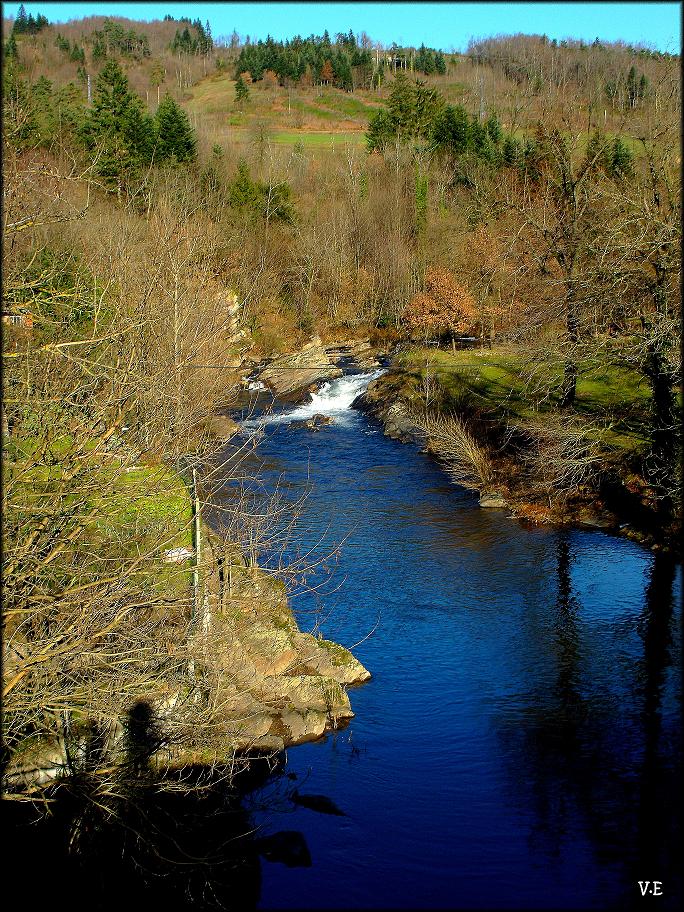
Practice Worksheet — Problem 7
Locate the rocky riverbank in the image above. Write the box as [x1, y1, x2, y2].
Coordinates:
[255, 335, 384, 402]
[4, 538, 370, 790]
[354, 365, 678, 552]
[177, 528, 371, 762]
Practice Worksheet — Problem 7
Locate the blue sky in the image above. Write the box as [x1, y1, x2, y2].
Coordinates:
[2, 2, 681, 53]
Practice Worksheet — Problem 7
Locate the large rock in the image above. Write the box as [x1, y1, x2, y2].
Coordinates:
[204, 414, 240, 440]
[259, 337, 342, 399]
[292, 633, 371, 685]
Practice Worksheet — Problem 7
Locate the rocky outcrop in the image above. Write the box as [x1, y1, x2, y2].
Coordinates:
[258, 336, 341, 400]
[3, 538, 371, 792]
[354, 373, 426, 446]
[162, 534, 371, 765]
[324, 338, 382, 371]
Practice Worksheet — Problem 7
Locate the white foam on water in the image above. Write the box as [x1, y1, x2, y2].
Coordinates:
[241, 369, 384, 431]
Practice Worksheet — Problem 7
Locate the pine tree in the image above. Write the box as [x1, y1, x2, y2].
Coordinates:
[485, 113, 502, 145]
[154, 93, 196, 162]
[502, 134, 520, 166]
[79, 60, 155, 187]
[607, 137, 633, 179]
[234, 74, 249, 107]
[365, 108, 395, 151]
[14, 4, 28, 34]
[5, 31, 18, 59]
[431, 104, 471, 157]
[434, 52, 447, 76]
[387, 74, 417, 138]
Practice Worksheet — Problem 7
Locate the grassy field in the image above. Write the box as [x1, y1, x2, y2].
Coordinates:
[186, 72, 377, 150]
[270, 130, 366, 147]
[397, 345, 655, 451]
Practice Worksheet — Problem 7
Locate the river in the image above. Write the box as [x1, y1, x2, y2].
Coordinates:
[230, 370, 682, 910]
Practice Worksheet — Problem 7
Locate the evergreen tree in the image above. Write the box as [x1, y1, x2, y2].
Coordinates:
[154, 93, 196, 162]
[412, 80, 443, 135]
[227, 160, 293, 222]
[2, 71, 38, 148]
[502, 134, 520, 166]
[387, 74, 418, 139]
[13, 4, 28, 34]
[485, 113, 502, 145]
[70, 43, 86, 64]
[431, 104, 471, 156]
[79, 60, 155, 188]
[92, 37, 107, 61]
[638, 73, 648, 101]
[587, 130, 633, 181]
[471, 116, 496, 162]
[434, 52, 447, 76]
[234, 74, 250, 107]
[228, 160, 262, 210]
[5, 30, 18, 59]
[366, 108, 395, 151]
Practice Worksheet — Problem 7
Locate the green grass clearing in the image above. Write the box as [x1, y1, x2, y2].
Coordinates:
[398, 346, 656, 452]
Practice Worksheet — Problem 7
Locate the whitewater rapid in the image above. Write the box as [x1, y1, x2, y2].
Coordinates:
[241, 369, 384, 431]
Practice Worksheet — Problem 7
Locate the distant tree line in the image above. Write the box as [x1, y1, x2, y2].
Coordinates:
[89, 18, 151, 61]
[11, 3, 49, 35]
[233, 30, 378, 90]
[414, 43, 447, 75]
[170, 19, 214, 56]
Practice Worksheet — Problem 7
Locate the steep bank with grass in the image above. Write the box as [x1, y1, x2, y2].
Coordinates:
[355, 346, 680, 551]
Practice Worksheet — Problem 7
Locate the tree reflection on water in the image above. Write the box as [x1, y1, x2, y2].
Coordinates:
[495, 535, 681, 908]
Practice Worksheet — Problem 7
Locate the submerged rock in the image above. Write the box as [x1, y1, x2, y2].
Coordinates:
[291, 790, 348, 816]
[290, 414, 334, 431]
[479, 492, 508, 509]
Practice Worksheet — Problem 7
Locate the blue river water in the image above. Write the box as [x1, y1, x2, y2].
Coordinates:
[228, 373, 682, 911]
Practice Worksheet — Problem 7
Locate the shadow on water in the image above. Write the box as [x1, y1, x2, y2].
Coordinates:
[3, 701, 315, 912]
[495, 537, 681, 909]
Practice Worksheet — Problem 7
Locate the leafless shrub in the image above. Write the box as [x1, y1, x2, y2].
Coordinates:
[513, 413, 602, 504]
[411, 409, 495, 490]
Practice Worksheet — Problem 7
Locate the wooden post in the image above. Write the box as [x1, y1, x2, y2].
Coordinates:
[192, 466, 201, 624]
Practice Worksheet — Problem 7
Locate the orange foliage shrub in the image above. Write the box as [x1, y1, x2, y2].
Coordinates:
[404, 267, 478, 340]
[320, 60, 334, 84]
[261, 69, 279, 89]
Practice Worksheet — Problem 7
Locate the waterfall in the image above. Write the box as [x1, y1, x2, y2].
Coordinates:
[241, 369, 384, 430]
